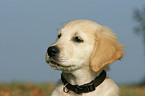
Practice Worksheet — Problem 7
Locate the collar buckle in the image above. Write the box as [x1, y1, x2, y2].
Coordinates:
[74, 81, 95, 94]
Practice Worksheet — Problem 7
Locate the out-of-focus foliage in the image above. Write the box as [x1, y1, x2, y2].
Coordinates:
[0, 82, 145, 96]
[0, 82, 54, 96]
[134, 6, 145, 53]
[134, 6, 145, 86]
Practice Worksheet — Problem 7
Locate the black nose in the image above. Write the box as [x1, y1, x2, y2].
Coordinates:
[47, 46, 59, 57]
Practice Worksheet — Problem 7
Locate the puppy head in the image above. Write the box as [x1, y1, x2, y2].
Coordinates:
[46, 20, 98, 72]
[46, 20, 124, 72]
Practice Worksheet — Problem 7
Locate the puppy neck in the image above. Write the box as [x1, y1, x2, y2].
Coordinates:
[62, 65, 109, 85]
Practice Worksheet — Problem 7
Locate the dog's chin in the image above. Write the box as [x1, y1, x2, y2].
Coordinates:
[47, 59, 81, 72]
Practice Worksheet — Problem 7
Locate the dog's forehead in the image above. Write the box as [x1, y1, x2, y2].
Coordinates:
[59, 20, 102, 35]
[64, 20, 101, 27]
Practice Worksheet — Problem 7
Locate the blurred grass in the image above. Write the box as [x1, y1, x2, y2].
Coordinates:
[0, 82, 145, 96]
[120, 85, 145, 96]
[0, 82, 54, 96]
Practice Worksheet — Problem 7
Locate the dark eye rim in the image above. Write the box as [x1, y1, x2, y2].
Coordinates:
[74, 36, 84, 43]
[57, 33, 61, 39]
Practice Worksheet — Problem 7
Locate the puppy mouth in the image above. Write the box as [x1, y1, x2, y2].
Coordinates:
[48, 58, 79, 71]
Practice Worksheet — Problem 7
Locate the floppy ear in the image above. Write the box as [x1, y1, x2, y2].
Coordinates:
[90, 27, 124, 72]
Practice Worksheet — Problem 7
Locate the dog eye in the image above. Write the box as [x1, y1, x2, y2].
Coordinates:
[57, 33, 62, 39]
[73, 36, 83, 43]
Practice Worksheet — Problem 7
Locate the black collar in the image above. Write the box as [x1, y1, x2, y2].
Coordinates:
[61, 70, 106, 94]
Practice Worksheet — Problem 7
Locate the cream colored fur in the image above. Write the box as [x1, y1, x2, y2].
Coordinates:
[46, 20, 124, 96]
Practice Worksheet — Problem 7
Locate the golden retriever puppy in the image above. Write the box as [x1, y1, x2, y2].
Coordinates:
[46, 20, 124, 96]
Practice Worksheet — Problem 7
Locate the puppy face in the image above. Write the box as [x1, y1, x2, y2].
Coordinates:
[46, 20, 98, 71]
[46, 20, 124, 72]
